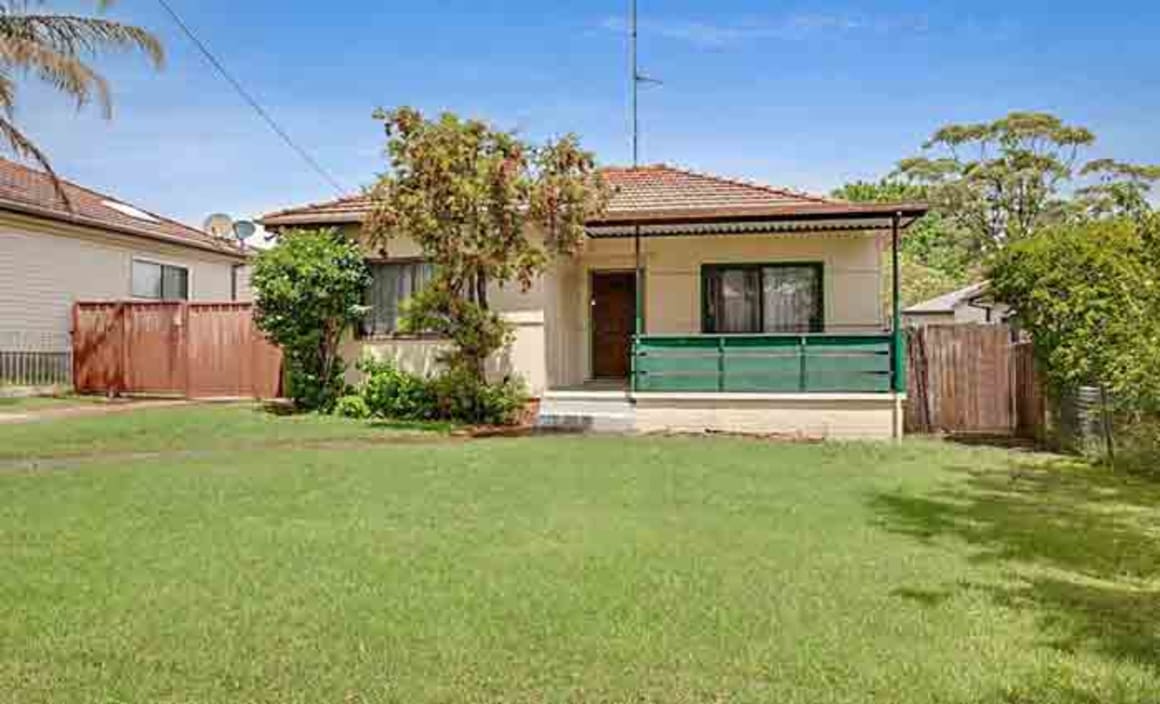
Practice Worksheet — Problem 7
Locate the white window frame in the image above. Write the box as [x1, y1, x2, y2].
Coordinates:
[131, 258, 191, 301]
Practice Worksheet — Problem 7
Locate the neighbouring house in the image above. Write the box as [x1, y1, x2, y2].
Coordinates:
[0, 158, 250, 388]
[904, 282, 1011, 326]
[261, 164, 926, 438]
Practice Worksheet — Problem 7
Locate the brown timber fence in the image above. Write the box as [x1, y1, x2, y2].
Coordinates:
[73, 302, 282, 399]
[906, 325, 1045, 439]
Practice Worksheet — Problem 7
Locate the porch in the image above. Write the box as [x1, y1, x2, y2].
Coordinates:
[538, 167, 926, 439]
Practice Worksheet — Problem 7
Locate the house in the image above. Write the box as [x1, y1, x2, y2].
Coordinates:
[261, 164, 926, 439]
[0, 158, 250, 386]
[904, 282, 1011, 326]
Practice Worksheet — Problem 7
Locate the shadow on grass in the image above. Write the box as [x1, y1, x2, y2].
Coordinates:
[869, 458, 1160, 673]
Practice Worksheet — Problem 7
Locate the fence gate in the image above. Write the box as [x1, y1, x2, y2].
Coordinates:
[906, 325, 1043, 437]
[73, 302, 281, 399]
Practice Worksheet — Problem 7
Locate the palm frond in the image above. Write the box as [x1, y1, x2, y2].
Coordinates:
[0, 72, 15, 114]
[0, 14, 164, 69]
[0, 2, 164, 211]
[0, 114, 71, 207]
[0, 35, 110, 114]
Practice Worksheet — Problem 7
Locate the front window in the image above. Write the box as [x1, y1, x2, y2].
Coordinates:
[703, 264, 823, 333]
[132, 260, 189, 300]
[362, 260, 434, 336]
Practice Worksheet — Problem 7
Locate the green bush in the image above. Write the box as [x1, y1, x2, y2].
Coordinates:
[359, 358, 437, 421]
[431, 366, 527, 426]
[251, 229, 370, 412]
[333, 394, 371, 420]
[355, 357, 527, 426]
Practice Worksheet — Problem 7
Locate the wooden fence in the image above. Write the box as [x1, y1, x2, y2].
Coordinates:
[906, 325, 1045, 438]
[73, 302, 282, 399]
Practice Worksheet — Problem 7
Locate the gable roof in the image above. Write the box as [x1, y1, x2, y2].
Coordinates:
[258, 164, 926, 228]
[0, 158, 246, 258]
[905, 282, 992, 314]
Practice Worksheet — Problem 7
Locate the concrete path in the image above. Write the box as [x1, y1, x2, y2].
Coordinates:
[0, 399, 193, 425]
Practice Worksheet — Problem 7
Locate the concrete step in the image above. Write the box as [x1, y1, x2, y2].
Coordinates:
[537, 390, 635, 433]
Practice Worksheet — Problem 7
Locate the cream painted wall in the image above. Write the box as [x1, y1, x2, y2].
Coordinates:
[344, 226, 552, 394]
[0, 213, 247, 352]
[632, 394, 901, 440]
[555, 231, 885, 386]
[340, 227, 885, 393]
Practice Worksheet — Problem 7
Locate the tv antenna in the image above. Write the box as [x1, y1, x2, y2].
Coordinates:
[631, 0, 662, 167]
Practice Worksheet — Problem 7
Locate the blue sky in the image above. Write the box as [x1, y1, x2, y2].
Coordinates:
[23, 1, 1160, 230]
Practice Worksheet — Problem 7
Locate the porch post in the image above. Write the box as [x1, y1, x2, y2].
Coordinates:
[633, 224, 643, 392]
[891, 212, 905, 393]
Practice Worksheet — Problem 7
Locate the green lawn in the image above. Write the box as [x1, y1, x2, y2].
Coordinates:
[0, 394, 107, 414]
[1, 405, 1156, 703]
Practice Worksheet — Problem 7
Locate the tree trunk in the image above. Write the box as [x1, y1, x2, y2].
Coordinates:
[476, 270, 488, 310]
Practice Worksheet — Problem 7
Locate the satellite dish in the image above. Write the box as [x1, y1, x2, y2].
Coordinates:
[232, 220, 257, 242]
[203, 213, 234, 239]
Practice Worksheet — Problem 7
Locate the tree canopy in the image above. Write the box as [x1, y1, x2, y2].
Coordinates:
[836, 111, 1160, 309]
[365, 106, 608, 380]
[990, 215, 1160, 410]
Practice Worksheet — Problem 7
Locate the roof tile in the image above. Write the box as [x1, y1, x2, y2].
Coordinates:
[0, 158, 245, 257]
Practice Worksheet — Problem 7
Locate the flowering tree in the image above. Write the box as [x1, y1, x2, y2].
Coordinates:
[365, 107, 608, 381]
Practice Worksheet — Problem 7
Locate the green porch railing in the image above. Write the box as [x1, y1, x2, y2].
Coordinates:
[632, 333, 897, 393]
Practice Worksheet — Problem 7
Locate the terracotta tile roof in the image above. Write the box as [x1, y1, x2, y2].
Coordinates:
[600, 164, 833, 215]
[259, 194, 375, 227]
[259, 164, 925, 227]
[0, 158, 246, 257]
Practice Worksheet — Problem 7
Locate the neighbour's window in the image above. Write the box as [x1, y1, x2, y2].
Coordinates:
[132, 260, 189, 300]
[362, 260, 435, 336]
[703, 264, 823, 333]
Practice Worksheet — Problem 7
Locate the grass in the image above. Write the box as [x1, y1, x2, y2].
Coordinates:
[0, 403, 452, 462]
[1, 406, 1157, 703]
[0, 394, 107, 414]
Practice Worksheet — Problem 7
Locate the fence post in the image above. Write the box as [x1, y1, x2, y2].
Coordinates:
[117, 302, 128, 396]
[182, 302, 192, 398]
[717, 336, 725, 392]
[70, 303, 79, 391]
[799, 336, 808, 392]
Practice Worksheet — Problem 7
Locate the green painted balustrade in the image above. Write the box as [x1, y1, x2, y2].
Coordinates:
[632, 333, 898, 393]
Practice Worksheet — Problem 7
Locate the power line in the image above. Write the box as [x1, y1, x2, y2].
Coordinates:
[154, 0, 346, 195]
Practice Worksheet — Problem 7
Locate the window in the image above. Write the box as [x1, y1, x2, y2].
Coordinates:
[132, 260, 189, 300]
[703, 264, 823, 333]
[362, 261, 434, 336]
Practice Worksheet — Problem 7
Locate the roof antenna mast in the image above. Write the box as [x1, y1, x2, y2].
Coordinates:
[631, 0, 661, 168]
[629, 0, 661, 362]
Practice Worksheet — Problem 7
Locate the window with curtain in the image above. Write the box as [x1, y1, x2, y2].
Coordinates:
[703, 264, 822, 333]
[131, 260, 189, 300]
[362, 261, 435, 336]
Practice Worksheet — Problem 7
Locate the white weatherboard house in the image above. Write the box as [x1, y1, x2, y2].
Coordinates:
[262, 165, 926, 438]
[904, 281, 1012, 326]
[0, 158, 249, 386]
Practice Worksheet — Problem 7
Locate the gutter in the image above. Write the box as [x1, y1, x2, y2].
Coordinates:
[0, 198, 249, 260]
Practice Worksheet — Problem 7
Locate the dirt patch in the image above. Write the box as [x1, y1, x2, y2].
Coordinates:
[0, 399, 194, 425]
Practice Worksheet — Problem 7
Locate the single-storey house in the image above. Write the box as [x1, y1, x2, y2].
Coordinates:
[0, 158, 250, 384]
[904, 282, 1011, 326]
[261, 164, 926, 438]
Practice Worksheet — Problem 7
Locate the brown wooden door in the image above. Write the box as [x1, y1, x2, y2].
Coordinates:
[591, 271, 636, 379]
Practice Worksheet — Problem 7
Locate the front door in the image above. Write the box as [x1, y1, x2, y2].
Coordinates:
[591, 271, 637, 379]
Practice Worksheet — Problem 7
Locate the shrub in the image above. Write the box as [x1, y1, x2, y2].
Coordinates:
[251, 228, 370, 413]
[359, 358, 436, 421]
[333, 394, 371, 420]
[355, 357, 527, 426]
[430, 366, 527, 426]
